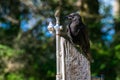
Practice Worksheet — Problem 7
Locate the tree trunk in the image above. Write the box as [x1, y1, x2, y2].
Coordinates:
[113, 0, 120, 18]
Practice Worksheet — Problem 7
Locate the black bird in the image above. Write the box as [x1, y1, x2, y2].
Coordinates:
[66, 13, 92, 62]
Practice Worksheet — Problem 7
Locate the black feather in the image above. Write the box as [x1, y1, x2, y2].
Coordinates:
[66, 13, 93, 62]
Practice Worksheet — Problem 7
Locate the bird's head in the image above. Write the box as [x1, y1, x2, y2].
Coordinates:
[66, 13, 82, 21]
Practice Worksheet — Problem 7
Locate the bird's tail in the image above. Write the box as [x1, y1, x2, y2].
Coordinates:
[86, 52, 94, 63]
[81, 47, 94, 63]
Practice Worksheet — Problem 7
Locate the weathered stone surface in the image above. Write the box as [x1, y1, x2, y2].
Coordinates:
[61, 37, 91, 80]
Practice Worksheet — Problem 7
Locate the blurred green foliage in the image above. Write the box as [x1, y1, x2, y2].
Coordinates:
[0, 0, 120, 80]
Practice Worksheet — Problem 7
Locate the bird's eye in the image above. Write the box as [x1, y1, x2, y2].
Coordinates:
[73, 16, 77, 21]
[67, 15, 73, 20]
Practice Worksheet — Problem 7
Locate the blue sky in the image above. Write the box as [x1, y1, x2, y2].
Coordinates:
[99, 0, 115, 43]
[20, 13, 41, 32]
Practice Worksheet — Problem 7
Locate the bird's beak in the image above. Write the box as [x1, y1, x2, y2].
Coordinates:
[65, 15, 73, 20]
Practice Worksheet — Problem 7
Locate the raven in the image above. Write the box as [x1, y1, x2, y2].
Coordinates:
[66, 13, 92, 62]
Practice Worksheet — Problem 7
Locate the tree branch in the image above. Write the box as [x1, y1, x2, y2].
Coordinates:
[3, 15, 19, 24]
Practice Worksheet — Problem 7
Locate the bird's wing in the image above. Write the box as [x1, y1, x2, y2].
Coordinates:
[81, 25, 92, 62]
[74, 29, 80, 36]
[81, 25, 90, 48]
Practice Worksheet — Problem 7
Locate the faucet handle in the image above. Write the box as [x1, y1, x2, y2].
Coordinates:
[47, 21, 55, 34]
